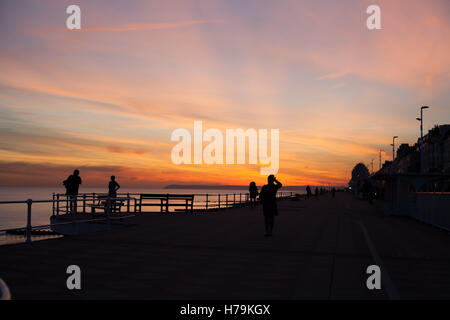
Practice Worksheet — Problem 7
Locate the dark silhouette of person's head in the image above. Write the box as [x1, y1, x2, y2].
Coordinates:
[268, 175, 275, 184]
[111, 175, 116, 181]
[73, 169, 79, 176]
[249, 181, 256, 188]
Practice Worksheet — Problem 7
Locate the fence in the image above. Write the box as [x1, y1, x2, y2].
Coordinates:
[0, 191, 296, 244]
[0, 195, 137, 244]
[52, 191, 295, 213]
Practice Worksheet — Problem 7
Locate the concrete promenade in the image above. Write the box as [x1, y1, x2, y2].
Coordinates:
[1, 192, 449, 299]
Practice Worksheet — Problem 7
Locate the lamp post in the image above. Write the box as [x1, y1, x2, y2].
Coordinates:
[379, 149, 383, 170]
[416, 106, 429, 173]
[391, 136, 398, 162]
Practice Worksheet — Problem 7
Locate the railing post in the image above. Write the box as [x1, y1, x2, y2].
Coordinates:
[233, 193, 236, 207]
[82, 194, 86, 214]
[26, 199, 32, 244]
[52, 193, 55, 216]
[127, 193, 130, 213]
[106, 197, 111, 228]
[240, 193, 242, 206]
[73, 195, 77, 214]
[56, 194, 60, 215]
[205, 194, 209, 211]
[166, 194, 169, 213]
[218, 194, 220, 209]
[226, 194, 228, 208]
[71, 196, 76, 233]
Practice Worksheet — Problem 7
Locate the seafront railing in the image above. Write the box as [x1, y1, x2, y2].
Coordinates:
[0, 195, 137, 244]
[0, 191, 297, 244]
[51, 191, 296, 214]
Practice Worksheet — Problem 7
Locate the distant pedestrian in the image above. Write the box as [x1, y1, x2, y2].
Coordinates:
[332, 187, 336, 198]
[63, 169, 82, 213]
[249, 181, 259, 208]
[259, 175, 282, 237]
[108, 176, 120, 198]
[306, 185, 312, 199]
[315, 187, 319, 199]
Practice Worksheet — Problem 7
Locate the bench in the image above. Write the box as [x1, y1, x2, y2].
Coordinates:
[138, 194, 194, 213]
[88, 196, 125, 215]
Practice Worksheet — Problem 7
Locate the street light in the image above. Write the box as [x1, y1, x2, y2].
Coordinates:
[416, 106, 429, 172]
[379, 149, 384, 170]
[390, 136, 398, 161]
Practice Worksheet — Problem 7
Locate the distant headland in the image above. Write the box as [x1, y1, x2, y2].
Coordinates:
[164, 184, 308, 190]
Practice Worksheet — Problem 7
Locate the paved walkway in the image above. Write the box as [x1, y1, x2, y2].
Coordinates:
[1, 192, 449, 299]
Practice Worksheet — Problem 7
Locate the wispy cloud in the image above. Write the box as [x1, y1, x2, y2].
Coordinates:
[34, 20, 215, 33]
[316, 71, 350, 81]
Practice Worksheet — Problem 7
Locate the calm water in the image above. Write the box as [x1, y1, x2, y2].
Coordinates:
[0, 186, 305, 230]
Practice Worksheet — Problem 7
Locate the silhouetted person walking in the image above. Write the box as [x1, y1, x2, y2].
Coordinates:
[259, 175, 282, 237]
[63, 169, 82, 213]
[306, 185, 312, 199]
[249, 181, 259, 208]
[108, 175, 120, 198]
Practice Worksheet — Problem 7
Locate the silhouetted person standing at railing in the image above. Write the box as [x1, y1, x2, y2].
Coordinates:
[108, 176, 120, 198]
[63, 169, 82, 213]
[249, 181, 259, 208]
[259, 175, 282, 237]
[108, 176, 121, 212]
[306, 185, 312, 199]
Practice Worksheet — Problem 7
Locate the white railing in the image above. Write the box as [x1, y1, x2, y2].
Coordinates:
[0, 195, 137, 244]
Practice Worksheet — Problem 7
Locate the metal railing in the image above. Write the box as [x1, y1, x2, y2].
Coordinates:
[0, 195, 137, 244]
[52, 193, 138, 216]
[51, 191, 295, 213]
[0, 191, 297, 244]
[197, 191, 295, 211]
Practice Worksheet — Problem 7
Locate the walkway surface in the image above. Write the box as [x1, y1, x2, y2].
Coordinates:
[1, 192, 450, 299]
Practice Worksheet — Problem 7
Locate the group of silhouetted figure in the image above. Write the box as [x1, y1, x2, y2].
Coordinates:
[305, 185, 336, 199]
[63, 169, 337, 238]
[63, 169, 121, 213]
[63, 169, 120, 198]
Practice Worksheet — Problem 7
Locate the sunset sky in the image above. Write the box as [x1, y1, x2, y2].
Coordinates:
[0, 0, 449, 188]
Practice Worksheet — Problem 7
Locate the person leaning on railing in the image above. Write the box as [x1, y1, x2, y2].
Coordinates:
[63, 169, 82, 214]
